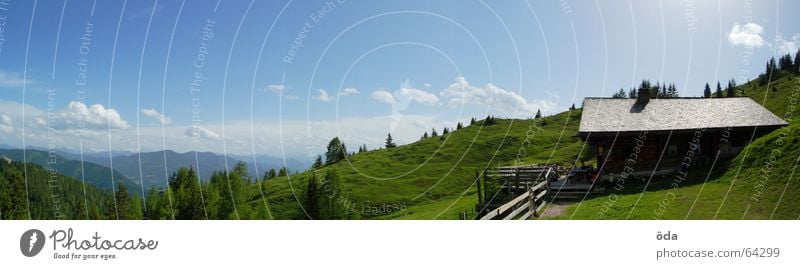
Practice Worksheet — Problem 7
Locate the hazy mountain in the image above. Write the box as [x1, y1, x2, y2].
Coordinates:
[80, 150, 310, 188]
[0, 149, 140, 193]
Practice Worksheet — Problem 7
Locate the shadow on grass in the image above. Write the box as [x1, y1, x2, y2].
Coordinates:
[599, 157, 734, 196]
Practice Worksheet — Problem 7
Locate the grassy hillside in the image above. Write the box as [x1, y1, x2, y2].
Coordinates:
[555, 72, 800, 220]
[260, 110, 589, 219]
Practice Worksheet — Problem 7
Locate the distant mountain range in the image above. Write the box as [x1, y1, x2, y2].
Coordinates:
[80, 150, 309, 187]
[0, 147, 310, 190]
[0, 149, 141, 193]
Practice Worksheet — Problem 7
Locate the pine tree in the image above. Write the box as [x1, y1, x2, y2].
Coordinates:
[628, 88, 637, 98]
[456, 122, 463, 130]
[325, 137, 346, 164]
[266, 169, 277, 179]
[667, 83, 678, 98]
[111, 182, 135, 219]
[144, 186, 161, 220]
[470, 117, 476, 125]
[703, 83, 712, 98]
[726, 79, 737, 97]
[612, 88, 626, 98]
[570, 103, 576, 110]
[278, 167, 288, 177]
[442, 127, 449, 135]
[422, 132, 429, 139]
[794, 49, 800, 73]
[535, 109, 542, 119]
[431, 128, 438, 137]
[715, 82, 723, 98]
[302, 175, 320, 219]
[319, 170, 343, 219]
[312, 155, 323, 169]
[779, 53, 793, 71]
[169, 167, 205, 220]
[385, 133, 397, 148]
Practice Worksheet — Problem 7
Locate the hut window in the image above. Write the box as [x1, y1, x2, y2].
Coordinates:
[668, 145, 678, 156]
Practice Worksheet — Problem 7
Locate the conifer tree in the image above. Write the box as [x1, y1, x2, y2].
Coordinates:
[385, 133, 397, 148]
[312, 155, 323, 169]
[303, 175, 320, 219]
[703, 83, 712, 98]
[726, 79, 737, 97]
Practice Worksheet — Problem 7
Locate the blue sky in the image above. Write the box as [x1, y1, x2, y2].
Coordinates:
[0, 0, 798, 159]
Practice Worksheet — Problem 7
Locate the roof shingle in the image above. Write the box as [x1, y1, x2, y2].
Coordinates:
[579, 97, 788, 133]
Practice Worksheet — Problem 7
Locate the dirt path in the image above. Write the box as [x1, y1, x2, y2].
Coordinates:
[538, 202, 572, 219]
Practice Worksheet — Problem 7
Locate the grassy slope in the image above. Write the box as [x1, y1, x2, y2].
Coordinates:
[260, 110, 587, 219]
[556, 72, 800, 220]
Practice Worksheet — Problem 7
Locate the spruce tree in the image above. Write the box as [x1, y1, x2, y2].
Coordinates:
[535, 109, 542, 119]
[144, 186, 161, 220]
[169, 167, 205, 220]
[703, 83, 712, 98]
[794, 50, 800, 73]
[303, 175, 320, 219]
[319, 170, 343, 219]
[385, 133, 397, 148]
[312, 155, 323, 169]
[112, 182, 134, 219]
[325, 137, 346, 164]
[715, 82, 723, 98]
[431, 128, 438, 137]
[726, 79, 737, 97]
[278, 167, 288, 177]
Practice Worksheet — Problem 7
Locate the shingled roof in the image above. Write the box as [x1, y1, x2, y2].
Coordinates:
[579, 97, 788, 134]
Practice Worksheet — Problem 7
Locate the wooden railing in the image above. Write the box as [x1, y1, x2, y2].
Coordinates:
[479, 168, 552, 220]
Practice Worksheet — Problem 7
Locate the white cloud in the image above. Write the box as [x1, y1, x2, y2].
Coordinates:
[371, 90, 397, 104]
[57, 101, 130, 130]
[423, 83, 432, 88]
[0, 114, 12, 133]
[339, 87, 360, 96]
[0, 70, 32, 88]
[440, 76, 555, 116]
[264, 84, 286, 93]
[728, 23, 767, 49]
[141, 108, 171, 125]
[399, 87, 440, 106]
[775, 34, 800, 55]
[185, 125, 221, 141]
[314, 89, 333, 102]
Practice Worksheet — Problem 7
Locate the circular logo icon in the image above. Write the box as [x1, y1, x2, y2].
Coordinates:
[20, 229, 45, 257]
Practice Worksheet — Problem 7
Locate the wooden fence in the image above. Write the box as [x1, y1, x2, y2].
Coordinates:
[478, 166, 554, 220]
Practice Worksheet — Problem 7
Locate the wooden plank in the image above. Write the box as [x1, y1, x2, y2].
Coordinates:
[480, 190, 530, 220]
[534, 189, 547, 201]
[530, 181, 548, 192]
[519, 210, 533, 220]
[534, 201, 547, 217]
[503, 203, 529, 220]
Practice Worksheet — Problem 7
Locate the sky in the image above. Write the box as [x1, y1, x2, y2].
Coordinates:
[0, 0, 798, 159]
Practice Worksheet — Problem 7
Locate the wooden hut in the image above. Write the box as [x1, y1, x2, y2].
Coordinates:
[578, 89, 787, 177]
